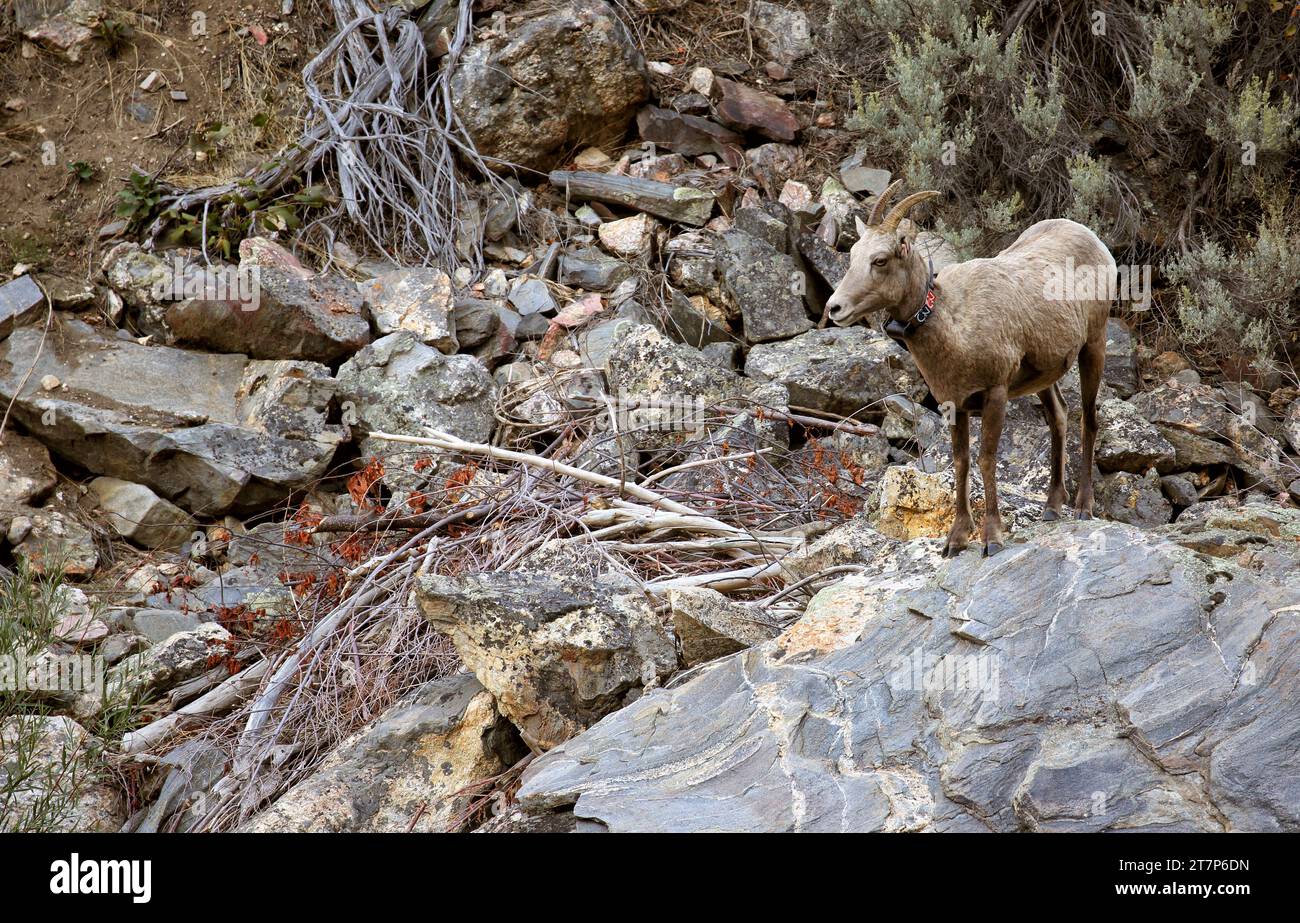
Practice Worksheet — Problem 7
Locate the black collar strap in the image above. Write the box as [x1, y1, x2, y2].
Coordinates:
[884, 254, 936, 344]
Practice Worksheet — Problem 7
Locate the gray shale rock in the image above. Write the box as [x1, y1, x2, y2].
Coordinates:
[719, 230, 812, 343]
[518, 520, 1300, 831]
[0, 318, 344, 515]
[335, 331, 495, 483]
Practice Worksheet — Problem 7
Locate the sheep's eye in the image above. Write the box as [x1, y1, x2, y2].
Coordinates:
[872, 257, 888, 268]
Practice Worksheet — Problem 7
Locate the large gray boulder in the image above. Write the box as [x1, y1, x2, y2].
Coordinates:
[719, 230, 813, 343]
[0, 318, 344, 515]
[745, 326, 927, 417]
[450, 0, 650, 173]
[417, 571, 677, 751]
[335, 331, 495, 485]
[518, 519, 1300, 831]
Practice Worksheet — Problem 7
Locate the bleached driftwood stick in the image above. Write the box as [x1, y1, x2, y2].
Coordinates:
[121, 660, 269, 755]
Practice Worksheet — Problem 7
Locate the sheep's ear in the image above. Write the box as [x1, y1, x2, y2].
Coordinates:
[854, 216, 869, 238]
[898, 236, 911, 258]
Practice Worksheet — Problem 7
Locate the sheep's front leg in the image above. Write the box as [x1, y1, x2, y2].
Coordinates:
[943, 409, 974, 557]
[977, 385, 1008, 556]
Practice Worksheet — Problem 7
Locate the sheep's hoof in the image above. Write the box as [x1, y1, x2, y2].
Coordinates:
[1075, 510, 1093, 521]
[1042, 509, 1059, 522]
[941, 542, 965, 558]
[983, 542, 1004, 557]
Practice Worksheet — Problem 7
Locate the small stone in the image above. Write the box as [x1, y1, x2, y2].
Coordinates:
[777, 180, 812, 212]
[688, 66, 716, 97]
[7, 515, 33, 545]
[574, 205, 602, 227]
[573, 147, 612, 170]
[40, 374, 61, 391]
[508, 277, 558, 316]
[597, 214, 661, 259]
[90, 477, 196, 550]
[750, 0, 813, 65]
[0, 274, 45, 339]
[1160, 473, 1200, 507]
[839, 151, 891, 195]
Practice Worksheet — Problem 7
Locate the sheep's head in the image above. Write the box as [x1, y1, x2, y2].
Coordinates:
[826, 187, 940, 328]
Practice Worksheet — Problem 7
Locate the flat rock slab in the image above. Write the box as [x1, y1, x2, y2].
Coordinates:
[519, 520, 1300, 831]
[0, 274, 45, 339]
[713, 77, 798, 142]
[0, 318, 343, 515]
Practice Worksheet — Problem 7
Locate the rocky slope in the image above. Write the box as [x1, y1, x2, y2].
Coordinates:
[2, 0, 1298, 833]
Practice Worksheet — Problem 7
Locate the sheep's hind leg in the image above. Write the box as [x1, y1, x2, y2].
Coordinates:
[943, 409, 974, 557]
[977, 385, 1008, 556]
[1074, 336, 1104, 519]
[1037, 383, 1067, 520]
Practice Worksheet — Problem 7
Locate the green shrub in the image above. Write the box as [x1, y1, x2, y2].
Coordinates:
[826, 0, 1300, 365]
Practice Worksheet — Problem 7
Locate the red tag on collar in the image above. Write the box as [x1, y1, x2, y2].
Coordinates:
[924, 288, 936, 310]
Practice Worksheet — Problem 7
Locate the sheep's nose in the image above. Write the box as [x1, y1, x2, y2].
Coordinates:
[825, 297, 848, 325]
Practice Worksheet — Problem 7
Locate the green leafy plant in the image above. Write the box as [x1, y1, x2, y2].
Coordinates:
[93, 19, 135, 57]
[67, 161, 96, 183]
[114, 170, 163, 230]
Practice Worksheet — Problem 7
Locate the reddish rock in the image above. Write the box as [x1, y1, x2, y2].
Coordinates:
[713, 78, 798, 142]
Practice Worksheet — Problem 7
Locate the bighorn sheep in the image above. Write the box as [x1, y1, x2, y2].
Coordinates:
[825, 184, 1114, 556]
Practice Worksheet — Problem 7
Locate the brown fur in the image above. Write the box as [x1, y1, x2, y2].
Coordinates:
[827, 214, 1114, 556]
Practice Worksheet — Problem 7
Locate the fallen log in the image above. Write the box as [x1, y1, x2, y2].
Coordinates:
[548, 171, 715, 226]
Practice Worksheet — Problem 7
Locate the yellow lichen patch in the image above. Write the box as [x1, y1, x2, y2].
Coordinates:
[774, 579, 879, 661]
[877, 466, 955, 540]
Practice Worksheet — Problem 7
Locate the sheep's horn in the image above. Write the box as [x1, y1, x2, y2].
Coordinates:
[867, 179, 904, 226]
[879, 190, 941, 232]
